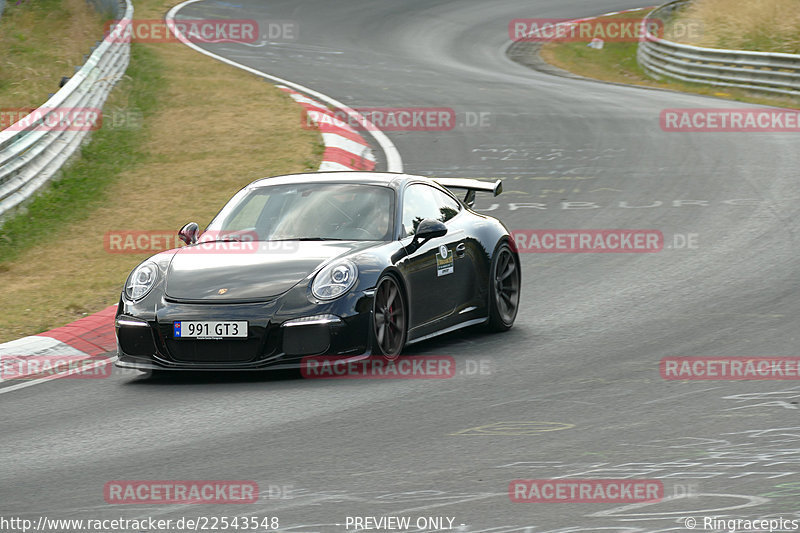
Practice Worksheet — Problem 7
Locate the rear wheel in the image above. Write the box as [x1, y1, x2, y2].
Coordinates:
[373, 275, 407, 359]
[487, 243, 520, 331]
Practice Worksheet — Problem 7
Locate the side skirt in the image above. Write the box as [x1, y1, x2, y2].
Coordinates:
[406, 317, 488, 345]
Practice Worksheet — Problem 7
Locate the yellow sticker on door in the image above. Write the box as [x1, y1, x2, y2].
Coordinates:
[437, 244, 454, 276]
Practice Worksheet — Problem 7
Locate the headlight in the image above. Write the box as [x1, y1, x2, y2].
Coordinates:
[125, 262, 158, 301]
[312, 260, 358, 300]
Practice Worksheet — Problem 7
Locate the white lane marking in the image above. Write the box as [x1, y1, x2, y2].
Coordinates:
[642, 386, 722, 405]
[0, 356, 118, 395]
[165, 0, 403, 172]
[382, 492, 502, 515]
[589, 493, 770, 518]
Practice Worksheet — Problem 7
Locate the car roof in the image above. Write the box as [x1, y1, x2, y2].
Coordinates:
[248, 171, 441, 191]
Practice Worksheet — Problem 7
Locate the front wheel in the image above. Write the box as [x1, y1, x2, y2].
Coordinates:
[487, 243, 520, 332]
[372, 274, 408, 359]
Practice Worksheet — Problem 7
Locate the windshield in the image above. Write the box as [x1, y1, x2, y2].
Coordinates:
[205, 183, 395, 241]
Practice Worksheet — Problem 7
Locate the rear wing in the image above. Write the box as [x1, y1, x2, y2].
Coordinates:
[432, 178, 503, 208]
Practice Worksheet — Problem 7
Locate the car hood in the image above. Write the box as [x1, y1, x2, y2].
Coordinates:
[164, 240, 375, 302]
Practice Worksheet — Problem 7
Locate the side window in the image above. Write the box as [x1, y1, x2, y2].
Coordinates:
[433, 189, 460, 223]
[401, 185, 442, 237]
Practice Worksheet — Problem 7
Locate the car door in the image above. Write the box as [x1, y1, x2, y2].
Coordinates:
[398, 183, 464, 331]
[428, 187, 479, 314]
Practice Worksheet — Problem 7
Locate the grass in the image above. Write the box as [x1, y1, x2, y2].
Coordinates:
[666, 0, 800, 54]
[0, 44, 163, 265]
[0, 0, 323, 342]
[539, 8, 800, 109]
[0, 0, 108, 109]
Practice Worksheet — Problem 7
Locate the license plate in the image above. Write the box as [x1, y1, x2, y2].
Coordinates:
[174, 321, 248, 339]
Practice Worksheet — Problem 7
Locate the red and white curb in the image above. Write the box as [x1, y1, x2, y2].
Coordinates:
[0, 88, 377, 376]
[165, 0, 402, 172]
[0, 305, 117, 386]
[277, 85, 375, 171]
[0, 87, 377, 385]
[571, 6, 654, 23]
[0, 1, 397, 389]
[520, 6, 655, 40]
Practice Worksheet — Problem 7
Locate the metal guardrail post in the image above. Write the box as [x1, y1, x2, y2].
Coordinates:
[637, 0, 800, 97]
[0, 0, 133, 223]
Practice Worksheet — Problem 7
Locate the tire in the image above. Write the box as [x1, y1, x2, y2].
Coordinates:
[487, 242, 520, 332]
[372, 274, 408, 359]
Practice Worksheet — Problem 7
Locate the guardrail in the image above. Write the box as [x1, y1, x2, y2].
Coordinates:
[637, 0, 800, 97]
[0, 0, 132, 223]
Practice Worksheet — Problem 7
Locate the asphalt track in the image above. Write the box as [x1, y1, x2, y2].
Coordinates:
[3, 1, 800, 531]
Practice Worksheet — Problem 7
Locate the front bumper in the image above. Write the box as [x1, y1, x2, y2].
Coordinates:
[115, 290, 374, 371]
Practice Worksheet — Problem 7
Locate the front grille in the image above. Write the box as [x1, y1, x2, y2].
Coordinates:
[165, 338, 262, 363]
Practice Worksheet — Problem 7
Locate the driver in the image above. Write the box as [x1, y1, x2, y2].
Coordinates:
[348, 197, 390, 240]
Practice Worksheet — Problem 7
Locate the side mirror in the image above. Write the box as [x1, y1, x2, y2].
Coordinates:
[413, 218, 447, 242]
[178, 222, 199, 245]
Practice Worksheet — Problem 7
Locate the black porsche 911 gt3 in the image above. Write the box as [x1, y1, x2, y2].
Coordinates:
[115, 171, 520, 371]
